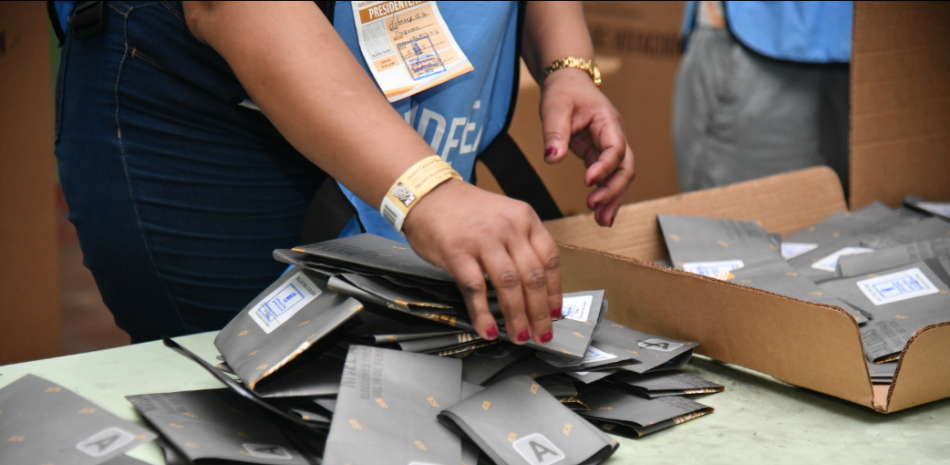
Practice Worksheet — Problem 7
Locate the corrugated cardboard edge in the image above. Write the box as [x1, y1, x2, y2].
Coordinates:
[850, 1, 950, 209]
[557, 242, 875, 410]
[882, 321, 950, 413]
[545, 166, 847, 262]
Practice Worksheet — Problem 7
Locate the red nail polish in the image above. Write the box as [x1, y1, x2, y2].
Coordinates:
[517, 329, 530, 343]
[541, 331, 553, 343]
[486, 325, 498, 339]
[544, 147, 557, 159]
[550, 307, 562, 319]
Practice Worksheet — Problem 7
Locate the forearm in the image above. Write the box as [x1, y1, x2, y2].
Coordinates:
[521, 1, 595, 85]
[184, 1, 433, 207]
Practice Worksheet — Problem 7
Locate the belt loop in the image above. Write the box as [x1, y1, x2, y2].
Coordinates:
[69, 1, 107, 40]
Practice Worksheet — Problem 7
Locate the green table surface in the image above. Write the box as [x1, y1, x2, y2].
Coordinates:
[2, 332, 948, 464]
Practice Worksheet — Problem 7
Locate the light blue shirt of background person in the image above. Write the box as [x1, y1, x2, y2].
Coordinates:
[681, 1, 854, 63]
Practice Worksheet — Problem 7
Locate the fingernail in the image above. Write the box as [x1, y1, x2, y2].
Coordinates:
[550, 307, 562, 319]
[544, 147, 557, 160]
[517, 329, 530, 343]
[486, 325, 498, 339]
[541, 331, 553, 343]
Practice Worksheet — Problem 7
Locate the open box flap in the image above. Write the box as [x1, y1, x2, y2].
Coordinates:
[545, 166, 847, 262]
[882, 322, 950, 413]
[557, 243, 874, 410]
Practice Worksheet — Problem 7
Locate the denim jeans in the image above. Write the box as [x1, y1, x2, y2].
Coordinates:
[56, 1, 327, 342]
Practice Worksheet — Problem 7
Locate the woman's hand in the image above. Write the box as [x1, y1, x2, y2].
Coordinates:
[540, 68, 636, 227]
[402, 179, 561, 346]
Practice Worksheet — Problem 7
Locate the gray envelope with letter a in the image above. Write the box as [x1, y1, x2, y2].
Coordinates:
[593, 320, 697, 373]
[127, 389, 312, 464]
[0, 374, 155, 465]
[439, 375, 618, 465]
[323, 345, 462, 465]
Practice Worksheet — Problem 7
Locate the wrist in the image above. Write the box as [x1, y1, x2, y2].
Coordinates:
[379, 156, 461, 235]
[542, 57, 601, 89]
[541, 67, 599, 93]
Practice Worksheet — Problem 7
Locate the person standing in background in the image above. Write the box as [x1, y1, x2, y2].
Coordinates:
[673, 1, 853, 192]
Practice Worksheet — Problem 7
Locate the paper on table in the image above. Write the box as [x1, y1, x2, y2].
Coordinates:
[438, 376, 618, 465]
[0, 374, 156, 465]
[323, 345, 463, 465]
[127, 389, 313, 465]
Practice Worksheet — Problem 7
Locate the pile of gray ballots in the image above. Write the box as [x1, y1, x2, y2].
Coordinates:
[137, 233, 723, 465]
[659, 195, 950, 385]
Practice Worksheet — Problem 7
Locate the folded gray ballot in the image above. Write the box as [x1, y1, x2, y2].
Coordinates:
[818, 258, 950, 362]
[593, 320, 697, 374]
[728, 265, 871, 324]
[608, 370, 724, 399]
[903, 194, 950, 222]
[577, 387, 713, 438]
[462, 345, 534, 385]
[127, 389, 313, 464]
[868, 360, 898, 384]
[860, 217, 950, 249]
[783, 202, 906, 281]
[214, 266, 364, 391]
[251, 356, 344, 398]
[0, 374, 156, 465]
[292, 233, 455, 283]
[536, 341, 639, 372]
[565, 370, 620, 384]
[397, 332, 484, 353]
[323, 345, 463, 465]
[657, 214, 784, 278]
[439, 376, 618, 465]
[836, 237, 950, 277]
[163, 337, 325, 434]
[337, 280, 605, 361]
[349, 303, 465, 343]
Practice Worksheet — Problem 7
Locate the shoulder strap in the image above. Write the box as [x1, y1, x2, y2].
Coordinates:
[475, 133, 562, 221]
[300, 0, 561, 244]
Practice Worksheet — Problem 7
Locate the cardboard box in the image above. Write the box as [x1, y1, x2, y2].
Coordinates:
[0, 2, 62, 364]
[476, 1, 685, 216]
[542, 1, 950, 413]
[850, 1, 950, 208]
[548, 166, 950, 413]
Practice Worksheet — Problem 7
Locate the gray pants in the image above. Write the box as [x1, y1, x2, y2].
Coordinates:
[673, 28, 850, 193]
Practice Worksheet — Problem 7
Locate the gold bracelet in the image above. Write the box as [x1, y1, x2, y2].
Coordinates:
[380, 156, 462, 234]
[542, 57, 602, 88]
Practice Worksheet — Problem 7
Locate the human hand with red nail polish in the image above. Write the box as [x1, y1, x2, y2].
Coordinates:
[538, 68, 636, 227]
[402, 179, 562, 347]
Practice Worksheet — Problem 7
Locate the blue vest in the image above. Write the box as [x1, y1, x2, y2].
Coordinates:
[333, 1, 519, 243]
[681, 1, 853, 63]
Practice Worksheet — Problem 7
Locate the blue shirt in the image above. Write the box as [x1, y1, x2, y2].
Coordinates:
[681, 1, 853, 63]
[54, 1, 75, 32]
[334, 1, 519, 243]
